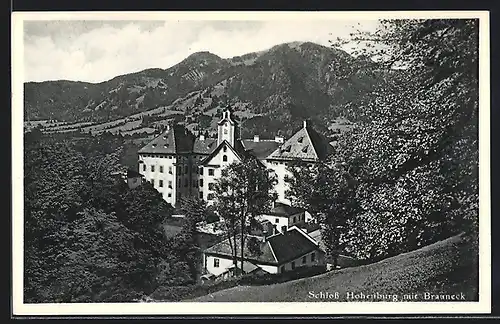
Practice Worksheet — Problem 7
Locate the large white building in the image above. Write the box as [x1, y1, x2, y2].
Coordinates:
[138, 108, 334, 208]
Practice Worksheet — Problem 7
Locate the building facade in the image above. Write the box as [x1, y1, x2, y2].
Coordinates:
[138, 108, 333, 208]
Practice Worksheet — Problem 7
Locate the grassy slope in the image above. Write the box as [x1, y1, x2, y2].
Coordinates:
[190, 233, 478, 302]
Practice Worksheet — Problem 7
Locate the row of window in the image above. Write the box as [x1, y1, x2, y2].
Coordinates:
[212, 252, 316, 270]
[143, 163, 218, 177]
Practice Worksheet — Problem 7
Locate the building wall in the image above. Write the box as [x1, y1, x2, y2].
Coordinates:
[138, 153, 178, 206]
[277, 250, 325, 273]
[264, 160, 292, 205]
[200, 143, 241, 205]
[205, 254, 237, 276]
[259, 212, 307, 233]
[205, 249, 325, 277]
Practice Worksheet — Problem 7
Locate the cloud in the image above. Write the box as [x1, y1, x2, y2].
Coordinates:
[23, 20, 379, 83]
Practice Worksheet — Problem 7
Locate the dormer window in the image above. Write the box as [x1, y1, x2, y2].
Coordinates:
[151, 144, 157, 148]
[285, 145, 291, 152]
[297, 137, 303, 143]
[224, 129, 228, 135]
[302, 145, 309, 153]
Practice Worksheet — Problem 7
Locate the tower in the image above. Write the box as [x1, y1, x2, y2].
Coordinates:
[217, 108, 236, 147]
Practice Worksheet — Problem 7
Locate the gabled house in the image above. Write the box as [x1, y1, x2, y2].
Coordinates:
[137, 107, 334, 208]
[258, 202, 314, 234]
[203, 226, 325, 278]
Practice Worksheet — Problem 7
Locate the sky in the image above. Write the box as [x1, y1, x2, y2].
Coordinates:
[23, 19, 380, 83]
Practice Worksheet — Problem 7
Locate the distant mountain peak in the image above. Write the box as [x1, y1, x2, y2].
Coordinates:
[184, 51, 223, 62]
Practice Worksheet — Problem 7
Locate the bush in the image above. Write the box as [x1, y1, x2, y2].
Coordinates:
[148, 265, 328, 301]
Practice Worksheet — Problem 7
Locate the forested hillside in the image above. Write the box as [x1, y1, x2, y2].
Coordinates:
[23, 130, 200, 302]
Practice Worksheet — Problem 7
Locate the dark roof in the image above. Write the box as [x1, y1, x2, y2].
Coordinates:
[137, 125, 195, 155]
[267, 121, 334, 161]
[267, 228, 321, 263]
[204, 235, 276, 264]
[241, 140, 281, 160]
[127, 169, 143, 178]
[204, 228, 321, 265]
[193, 137, 217, 154]
[266, 202, 305, 217]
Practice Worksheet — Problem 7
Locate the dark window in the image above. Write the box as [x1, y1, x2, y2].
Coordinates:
[199, 191, 203, 199]
[159, 166, 164, 173]
[167, 193, 172, 198]
[280, 266, 285, 273]
[199, 167, 204, 175]
[168, 181, 172, 188]
[223, 146, 227, 152]
[214, 258, 220, 268]
[185, 166, 188, 174]
[302, 256, 307, 264]
[168, 166, 172, 174]
[199, 179, 204, 187]
[223, 155, 228, 162]
[281, 225, 287, 232]
[142, 164, 146, 171]
[291, 261, 295, 270]
[209, 183, 215, 190]
[311, 252, 316, 262]
[209, 168, 214, 176]
[275, 218, 279, 223]
[151, 165, 155, 172]
[207, 193, 214, 200]
[293, 216, 296, 223]
[151, 179, 155, 186]
[159, 180, 163, 187]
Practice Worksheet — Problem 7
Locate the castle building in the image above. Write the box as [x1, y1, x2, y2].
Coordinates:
[137, 109, 333, 208]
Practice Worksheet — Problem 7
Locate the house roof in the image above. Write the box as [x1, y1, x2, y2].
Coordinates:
[266, 227, 321, 263]
[266, 202, 305, 217]
[227, 260, 261, 273]
[193, 137, 217, 154]
[241, 140, 281, 160]
[266, 121, 334, 162]
[138, 125, 196, 155]
[204, 227, 321, 265]
[200, 140, 245, 166]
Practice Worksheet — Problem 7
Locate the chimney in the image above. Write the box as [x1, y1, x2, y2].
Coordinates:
[274, 136, 284, 143]
[253, 135, 260, 142]
[200, 134, 205, 141]
[303, 120, 308, 128]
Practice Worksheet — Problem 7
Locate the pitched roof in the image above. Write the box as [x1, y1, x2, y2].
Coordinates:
[241, 139, 281, 160]
[266, 121, 334, 162]
[227, 260, 261, 273]
[266, 227, 321, 263]
[265, 202, 305, 217]
[204, 235, 276, 264]
[193, 137, 217, 154]
[200, 140, 244, 166]
[204, 227, 321, 265]
[138, 125, 195, 155]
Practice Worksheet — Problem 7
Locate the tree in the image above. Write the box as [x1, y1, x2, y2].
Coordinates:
[331, 19, 478, 259]
[286, 158, 359, 267]
[212, 156, 277, 273]
[289, 19, 479, 262]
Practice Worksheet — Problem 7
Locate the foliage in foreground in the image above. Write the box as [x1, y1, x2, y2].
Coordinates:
[287, 19, 479, 261]
[23, 134, 197, 302]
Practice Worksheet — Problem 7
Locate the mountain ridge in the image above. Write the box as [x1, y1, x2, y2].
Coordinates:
[24, 41, 387, 137]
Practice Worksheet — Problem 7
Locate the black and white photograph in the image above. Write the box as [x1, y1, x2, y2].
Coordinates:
[11, 11, 491, 315]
